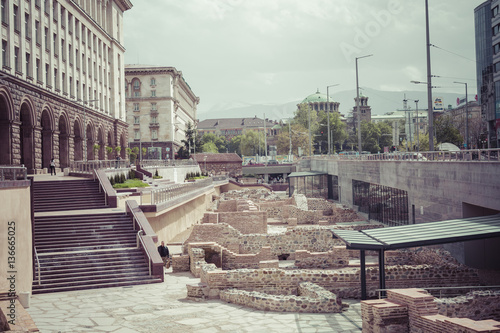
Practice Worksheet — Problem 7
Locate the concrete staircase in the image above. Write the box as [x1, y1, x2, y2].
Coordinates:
[32, 213, 162, 294]
[33, 179, 107, 212]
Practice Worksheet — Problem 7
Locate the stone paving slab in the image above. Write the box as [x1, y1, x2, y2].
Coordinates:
[27, 271, 362, 333]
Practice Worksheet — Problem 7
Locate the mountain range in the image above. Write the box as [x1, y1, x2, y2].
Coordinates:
[198, 88, 477, 122]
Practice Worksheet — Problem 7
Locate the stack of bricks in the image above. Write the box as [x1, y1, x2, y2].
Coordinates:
[361, 299, 409, 332]
[384, 288, 500, 333]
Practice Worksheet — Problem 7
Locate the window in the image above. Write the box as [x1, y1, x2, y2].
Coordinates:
[62, 72, 66, 93]
[53, 33, 57, 55]
[150, 78, 156, 86]
[25, 13, 30, 38]
[151, 90, 156, 97]
[2, 40, 8, 67]
[35, 0, 40, 8]
[81, 25, 85, 43]
[76, 79, 80, 99]
[151, 115, 157, 124]
[68, 13, 72, 34]
[14, 47, 19, 72]
[54, 68, 58, 89]
[82, 83, 86, 99]
[75, 19, 79, 38]
[493, 6, 499, 18]
[495, 62, 500, 73]
[134, 116, 140, 124]
[134, 91, 140, 97]
[493, 23, 500, 36]
[35, 20, 40, 44]
[82, 54, 85, 72]
[133, 103, 139, 111]
[68, 44, 72, 65]
[495, 43, 500, 55]
[75, 48, 79, 68]
[1, 0, 8, 25]
[69, 76, 73, 96]
[151, 129, 158, 140]
[36, 58, 40, 81]
[13, 5, 19, 31]
[44, 0, 49, 15]
[25, 52, 31, 77]
[151, 103, 157, 111]
[45, 63, 50, 85]
[133, 80, 140, 89]
[61, 39, 65, 61]
[44, 27, 49, 50]
[134, 130, 140, 140]
[53, 0, 57, 21]
[61, 7, 65, 28]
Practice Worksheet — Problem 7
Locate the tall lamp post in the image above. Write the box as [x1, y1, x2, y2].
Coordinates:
[414, 100, 420, 151]
[326, 84, 339, 156]
[355, 54, 373, 153]
[82, 99, 99, 162]
[425, 0, 434, 151]
[454, 81, 469, 149]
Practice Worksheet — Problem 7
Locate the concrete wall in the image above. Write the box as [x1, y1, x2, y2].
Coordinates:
[308, 159, 500, 268]
[0, 185, 32, 295]
[145, 187, 215, 244]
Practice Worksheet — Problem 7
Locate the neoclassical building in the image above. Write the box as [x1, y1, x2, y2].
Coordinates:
[0, 0, 132, 173]
[125, 65, 199, 160]
[299, 89, 340, 113]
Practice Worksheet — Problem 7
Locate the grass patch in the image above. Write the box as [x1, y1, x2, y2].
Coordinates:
[112, 178, 149, 189]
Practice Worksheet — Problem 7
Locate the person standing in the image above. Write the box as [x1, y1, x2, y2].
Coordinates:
[50, 158, 56, 176]
[157, 241, 170, 268]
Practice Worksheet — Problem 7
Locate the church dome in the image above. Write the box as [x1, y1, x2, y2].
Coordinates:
[301, 89, 331, 103]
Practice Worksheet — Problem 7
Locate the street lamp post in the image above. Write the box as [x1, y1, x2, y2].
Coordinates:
[355, 54, 373, 153]
[82, 99, 99, 162]
[454, 81, 469, 148]
[326, 84, 339, 156]
[414, 100, 420, 151]
[425, 0, 434, 151]
[308, 105, 312, 156]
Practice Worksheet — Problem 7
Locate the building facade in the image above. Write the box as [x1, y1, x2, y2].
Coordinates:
[0, 0, 131, 173]
[475, 0, 499, 147]
[125, 65, 199, 160]
[444, 101, 485, 148]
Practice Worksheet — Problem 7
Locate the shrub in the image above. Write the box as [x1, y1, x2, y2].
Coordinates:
[119, 173, 126, 183]
[114, 174, 120, 184]
[109, 177, 115, 185]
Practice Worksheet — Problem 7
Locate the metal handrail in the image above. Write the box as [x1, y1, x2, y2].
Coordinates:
[140, 159, 198, 168]
[34, 247, 41, 285]
[70, 159, 129, 173]
[376, 285, 500, 299]
[136, 230, 151, 276]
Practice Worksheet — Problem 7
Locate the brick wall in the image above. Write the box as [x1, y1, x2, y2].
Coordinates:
[199, 265, 480, 300]
[436, 291, 500, 321]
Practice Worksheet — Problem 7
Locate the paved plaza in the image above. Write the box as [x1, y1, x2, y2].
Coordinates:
[27, 270, 363, 333]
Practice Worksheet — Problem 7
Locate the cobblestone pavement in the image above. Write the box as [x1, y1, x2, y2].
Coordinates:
[27, 271, 362, 333]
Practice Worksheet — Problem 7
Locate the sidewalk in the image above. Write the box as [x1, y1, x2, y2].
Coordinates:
[27, 271, 362, 333]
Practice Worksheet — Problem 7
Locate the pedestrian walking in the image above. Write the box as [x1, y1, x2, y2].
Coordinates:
[50, 158, 56, 176]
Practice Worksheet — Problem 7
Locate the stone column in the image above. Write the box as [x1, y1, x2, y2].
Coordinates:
[34, 125, 43, 172]
[11, 120, 22, 165]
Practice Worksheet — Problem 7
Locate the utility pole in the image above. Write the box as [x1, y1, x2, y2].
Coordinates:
[356, 54, 373, 153]
[425, 0, 434, 151]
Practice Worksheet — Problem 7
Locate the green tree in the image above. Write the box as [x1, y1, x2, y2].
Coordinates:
[201, 132, 227, 153]
[276, 123, 309, 155]
[240, 130, 265, 156]
[316, 111, 348, 154]
[435, 115, 463, 147]
[177, 122, 202, 158]
[201, 141, 218, 153]
[227, 135, 242, 156]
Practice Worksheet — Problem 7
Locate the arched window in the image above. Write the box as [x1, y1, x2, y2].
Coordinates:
[150, 77, 156, 86]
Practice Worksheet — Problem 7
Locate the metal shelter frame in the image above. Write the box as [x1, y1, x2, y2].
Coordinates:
[332, 214, 500, 299]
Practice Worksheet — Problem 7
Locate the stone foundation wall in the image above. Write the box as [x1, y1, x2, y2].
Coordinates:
[172, 254, 190, 273]
[184, 223, 350, 257]
[436, 291, 500, 321]
[295, 247, 355, 269]
[361, 289, 500, 333]
[219, 282, 344, 313]
[217, 200, 237, 212]
[201, 265, 480, 299]
[257, 198, 295, 218]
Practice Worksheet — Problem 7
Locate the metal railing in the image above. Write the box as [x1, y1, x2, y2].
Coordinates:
[136, 230, 151, 276]
[149, 178, 213, 205]
[139, 159, 199, 168]
[0, 166, 27, 181]
[307, 148, 500, 162]
[34, 246, 41, 285]
[71, 160, 130, 173]
[376, 285, 500, 299]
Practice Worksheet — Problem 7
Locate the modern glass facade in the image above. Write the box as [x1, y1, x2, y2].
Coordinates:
[475, 1, 493, 104]
[352, 180, 409, 226]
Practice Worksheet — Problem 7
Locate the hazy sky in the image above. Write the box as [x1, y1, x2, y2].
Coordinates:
[123, 0, 482, 116]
